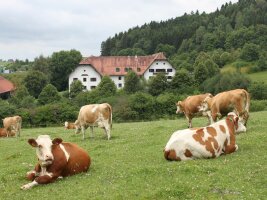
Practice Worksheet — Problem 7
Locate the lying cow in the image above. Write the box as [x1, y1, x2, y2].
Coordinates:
[21, 135, 91, 190]
[3, 115, 22, 137]
[200, 89, 250, 126]
[0, 128, 16, 137]
[64, 121, 77, 129]
[75, 103, 112, 140]
[176, 93, 213, 128]
[164, 112, 246, 161]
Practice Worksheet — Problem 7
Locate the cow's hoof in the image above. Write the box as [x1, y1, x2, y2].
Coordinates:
[235, 144, 238, 152]
[21, 184, 31, 190]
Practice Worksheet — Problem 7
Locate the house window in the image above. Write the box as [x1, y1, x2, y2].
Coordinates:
[118, 76, 122, 80]
[90, 78, 97, 82]
[91, 86, 96, 89]
[81, 74, 88, 76]
[156, 62, 158, 65]
[129, 68, 132, 71]
[149, 69, 154, 73]
[84, 70, 86, 72]
[83, 78, 87, 82]
[116, 68, 120, 72]
[73, 78, 78, 81]
[163, 63, 166, 65]
[167, 76, 172, 80]
[137, 67, 141, 72]
[167, 69, 173, 72]
[156, 69, 166, 73]
[83, 86, 87, 89]
[118, 83, 122, 88]
[124, 68, 129, 72]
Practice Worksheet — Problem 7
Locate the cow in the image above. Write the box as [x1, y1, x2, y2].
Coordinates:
[164, 112, 246, 161]
[176, 93, 213, 128]
[3, 115, 22, 137]
[199, 89, 250, 126]
[64, 121, 77, 130]
[21, 135, 91, 190]
[75, 103, 112, 140]
[0, 128, 16, 137]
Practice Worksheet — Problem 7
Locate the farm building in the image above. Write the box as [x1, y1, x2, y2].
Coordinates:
[68, 52, 176, 91]
[0, 76, 15, 99]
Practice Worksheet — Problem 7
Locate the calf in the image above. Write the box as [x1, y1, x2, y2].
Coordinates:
[21, 135, 91, 190]
[64, 121, 76, 130]
[0, 128, 15, 137]
[176, 93, 213, 128]
[200, 89, 250, 126]
[3, 115, 22, 137]
[164, 112, 246, 161]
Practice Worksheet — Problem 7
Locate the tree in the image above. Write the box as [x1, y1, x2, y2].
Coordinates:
[148, 73, 169, 96]
[8, 85, 36, 108]
[69, 80, 84, 99]
[155, 44, 176, 57]
[32, 55, 51, 79]
[124, 71, 142, 94]
[96, 76, 117, 97]
[240, 43, 260, 61]
[38, 84, 61, 105]
[49, 49, 82, 91]
[171, 69, 195, 93]
[24, 71, 48, 98]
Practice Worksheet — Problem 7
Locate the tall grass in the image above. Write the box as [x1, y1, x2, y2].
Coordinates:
[0, 111, 266, 199]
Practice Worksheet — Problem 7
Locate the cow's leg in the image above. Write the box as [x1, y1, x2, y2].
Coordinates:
[223, 144, 238, 154]
[105, 127, 111, 140]
[21, 173, 59, 190]
[82, 126, 86, 140]
[26, 164, 41, 181]
[90, 126, 94, 138]
[185, 115, 192, 128]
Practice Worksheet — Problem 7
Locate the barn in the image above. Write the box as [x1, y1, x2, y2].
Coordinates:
[0, 76, 15, 99]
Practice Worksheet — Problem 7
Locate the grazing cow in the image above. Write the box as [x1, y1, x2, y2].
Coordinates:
[75, 103, 112, 140]
[3, 115, 22, 137]
[64, 121, 77, 130]
[21, 135, 91, 190]
[199, 89, 250, 126]
[0, 128, 16, 137]
[164, 112, 246, 161]
[176, 93, 213, 128]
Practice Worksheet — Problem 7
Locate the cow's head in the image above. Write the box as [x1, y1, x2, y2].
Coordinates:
[226, 112, 246, 133]
[176, 101, 182, 114]
[64, 121, 69, 129]
[199, 96, 211, 112]
[74, 120, 81, 134]
[28, 135, 63, 167]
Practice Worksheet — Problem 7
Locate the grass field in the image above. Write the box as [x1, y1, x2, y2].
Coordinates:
[0, 111, 266, 199]
[248, 71, 267, 84]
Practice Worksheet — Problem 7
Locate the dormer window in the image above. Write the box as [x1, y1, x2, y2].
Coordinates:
[116, 68, 120, 72]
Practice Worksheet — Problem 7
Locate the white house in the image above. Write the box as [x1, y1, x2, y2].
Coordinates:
[68, 52, 176, 91]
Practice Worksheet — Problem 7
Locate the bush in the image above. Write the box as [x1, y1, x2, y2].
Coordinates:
[250, 100, 267, 112]
[249, 82, 267, 100]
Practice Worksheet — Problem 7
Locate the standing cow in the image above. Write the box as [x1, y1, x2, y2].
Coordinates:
[75, 103, 112, 140]
[3, 115, 22, 137]
[200, 89, 250, 126]
[164, 112, 246, 161]
[21, 135, 91, 190]
[176, 93, 213, 128]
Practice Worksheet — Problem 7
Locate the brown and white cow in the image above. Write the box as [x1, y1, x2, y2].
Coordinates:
[176, 93, 213, 128]
[3, 115, 22, 137]
[0, 128, 16, 137]
[199, 89, 250, 126]
[164, 112, 246, 161]
[64, 121, 77, 130]
[75, 103, 112, 140]
[21, 135, 91, 190]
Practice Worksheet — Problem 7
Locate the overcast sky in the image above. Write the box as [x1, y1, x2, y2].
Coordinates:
[0, 0, 238, 61]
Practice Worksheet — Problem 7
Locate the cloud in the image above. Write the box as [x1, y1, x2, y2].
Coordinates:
[0, 0, 238, 60]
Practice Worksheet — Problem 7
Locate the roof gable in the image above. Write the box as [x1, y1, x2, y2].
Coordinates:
[79, 52, 167, 76]
[0, 76, 15, 94]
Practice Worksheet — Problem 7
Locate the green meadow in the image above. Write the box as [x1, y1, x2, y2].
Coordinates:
[0, 111, 266, 200]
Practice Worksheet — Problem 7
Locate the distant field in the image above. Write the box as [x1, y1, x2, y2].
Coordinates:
[0, 111, 266, 199]
[247, 70, 267, 83]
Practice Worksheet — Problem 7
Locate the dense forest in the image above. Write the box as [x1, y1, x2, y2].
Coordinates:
[0, 0, 267, 127]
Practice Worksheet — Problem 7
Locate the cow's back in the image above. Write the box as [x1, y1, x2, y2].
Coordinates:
[184, 93, 211, 113]
[51, 142, 91, 177]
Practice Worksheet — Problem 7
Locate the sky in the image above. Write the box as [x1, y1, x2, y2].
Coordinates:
[0, 0, 238, 61]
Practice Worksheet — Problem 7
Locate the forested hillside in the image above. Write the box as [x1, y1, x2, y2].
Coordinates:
[101, 0, 267, 71]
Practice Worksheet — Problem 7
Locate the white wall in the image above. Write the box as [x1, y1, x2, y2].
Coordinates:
[110, 75, 125, 89]
[143, 61, 176, 81]
[69, 65, 101, 91]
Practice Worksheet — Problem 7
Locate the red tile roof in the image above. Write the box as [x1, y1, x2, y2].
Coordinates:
[79, 52, 166, 76]
[0, 76, 15, 94]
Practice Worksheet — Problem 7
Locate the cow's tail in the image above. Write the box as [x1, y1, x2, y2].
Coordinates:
[244, 90, 250, 113]
[241, 89, 250, 126]
[107, 103, 112, 129]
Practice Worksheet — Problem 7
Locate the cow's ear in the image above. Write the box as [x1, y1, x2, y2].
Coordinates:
[28, 139, 38, 147]
[52, 138, 63, 145]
